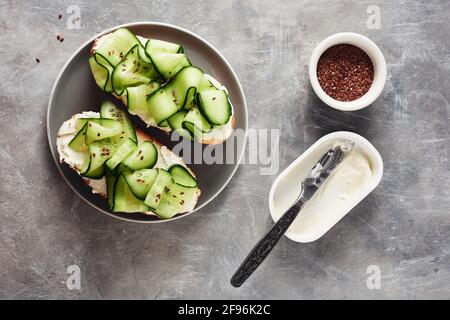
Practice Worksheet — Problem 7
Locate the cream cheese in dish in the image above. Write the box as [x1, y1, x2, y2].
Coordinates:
[272, 150, 372, 241]
[269, 132, 383, 243]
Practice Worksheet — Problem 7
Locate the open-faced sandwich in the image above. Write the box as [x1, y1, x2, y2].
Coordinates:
[57, 101, 200, 218]
[89, 28, 234, 144]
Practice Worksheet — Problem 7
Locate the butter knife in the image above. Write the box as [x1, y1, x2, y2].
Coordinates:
[230, 140, 355, 287]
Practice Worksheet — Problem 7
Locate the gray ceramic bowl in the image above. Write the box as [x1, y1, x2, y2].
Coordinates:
[47, 22, 248, 223]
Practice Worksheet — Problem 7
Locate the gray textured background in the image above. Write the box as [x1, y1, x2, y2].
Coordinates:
[1, 0, 449, 299]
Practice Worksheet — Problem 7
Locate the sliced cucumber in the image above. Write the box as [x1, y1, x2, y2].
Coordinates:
[167, 110, 192, 139]
[146, 89, 179, 125]
[100, 101, 137, 143]
[182, 107, 211, 133]
[90, 28, 235, 146]
[81, 163, 105, 179]
[197, 89, 232, 125]
[105, 138, 137, 171]
[95, 28, 140, 67]
[183, 122, 198, 138]
[111, 44, 159, 95]
[168, 165, 198, 188]
[80, 154, 90, 173]
[167, 110, 187, 130]
[149, 52, 191, 79]
[137, 43, 152, 64]
[89, 53, 114, 92]
[68, 122, 88, 152]
[84, 120, 122, 145]
[123, 169, 158, 200]
[75, 117, 119, 131]
[81, 139, 117, 178]
[145, 39, 188, 79]
[112, 175, 149, 213]
[145, 39, 183, 54]
[122, 141, 158, 170]
[85, 121, 122, 145]
[154, 181, 197, 219]
[159, 120, 169, 127]
[164, 66, 204, 109]
[126, 82, 160, 122]
[112, 162, 133, 177]
[106, 170, 116, 209]
[144, 169, 172, 209]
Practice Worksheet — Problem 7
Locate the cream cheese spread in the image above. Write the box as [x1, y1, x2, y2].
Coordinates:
[272, 150, 372, 241]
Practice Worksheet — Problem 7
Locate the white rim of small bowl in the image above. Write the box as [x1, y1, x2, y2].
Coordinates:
[47, 22, 248, 223]
[309, 32, 387, 111]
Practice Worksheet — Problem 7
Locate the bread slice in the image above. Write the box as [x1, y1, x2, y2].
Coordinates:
[90, 32, 235, 145]
[56, 112, 201, 216]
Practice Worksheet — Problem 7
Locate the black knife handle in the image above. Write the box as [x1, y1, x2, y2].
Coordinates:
[230, 199, 304, 287]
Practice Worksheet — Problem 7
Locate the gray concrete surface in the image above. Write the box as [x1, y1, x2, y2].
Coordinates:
[1, 0, 449, 299]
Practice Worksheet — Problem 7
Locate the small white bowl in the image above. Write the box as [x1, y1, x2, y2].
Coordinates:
[269, 131, 383, 243]
[309, 32, 387, 111]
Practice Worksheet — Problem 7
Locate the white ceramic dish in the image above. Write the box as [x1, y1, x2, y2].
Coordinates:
[309, 32, 387, 111]
[269, 131, 383, 243]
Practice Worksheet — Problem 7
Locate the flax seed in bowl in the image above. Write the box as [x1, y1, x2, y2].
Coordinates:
[309, 33, 386, 111]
